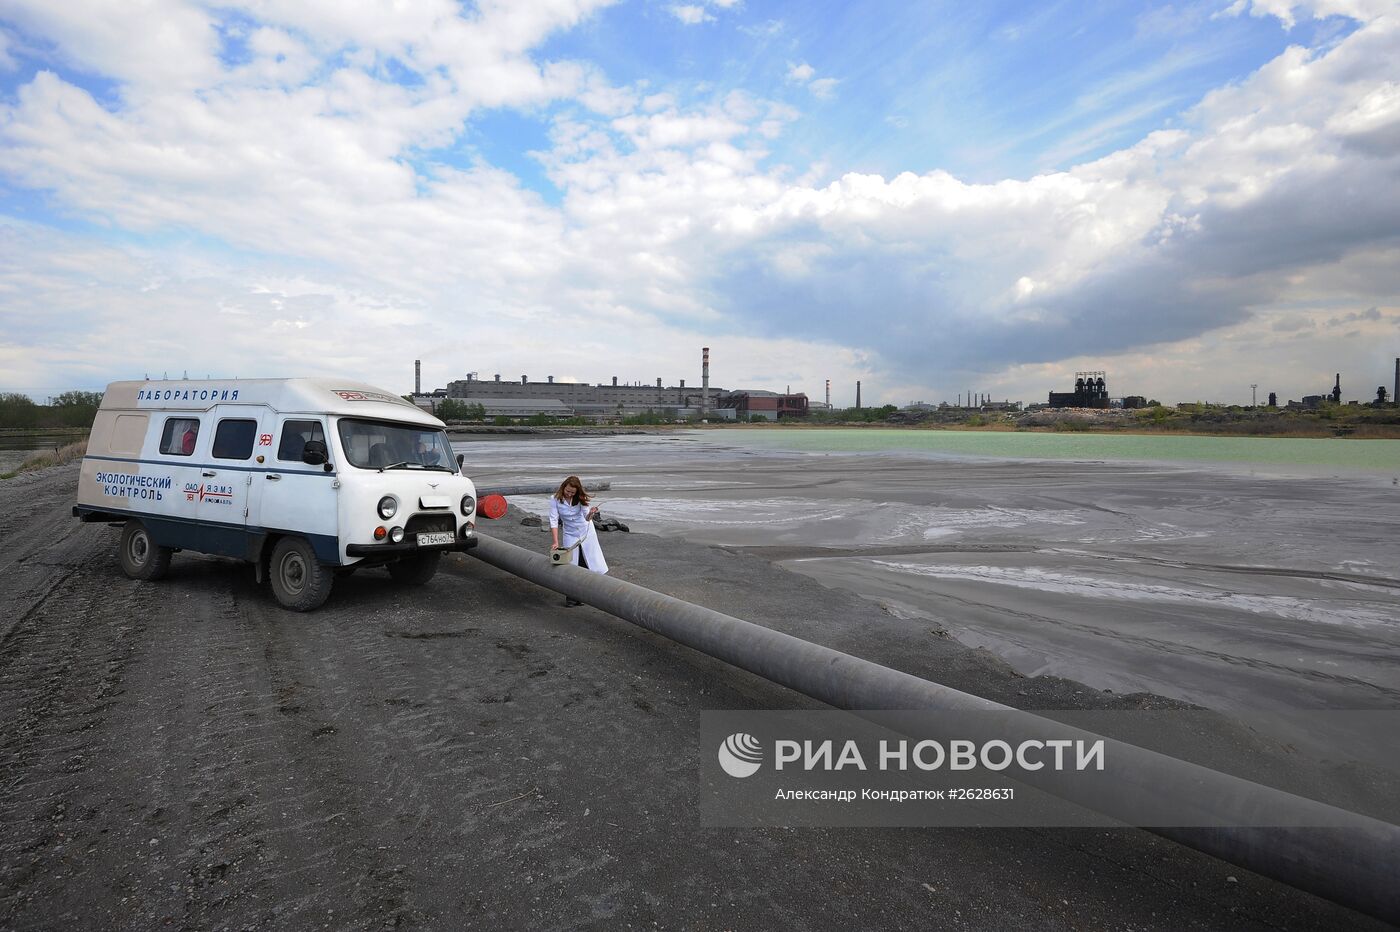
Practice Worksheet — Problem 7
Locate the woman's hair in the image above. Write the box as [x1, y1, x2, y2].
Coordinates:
[554, 475, 590, 506]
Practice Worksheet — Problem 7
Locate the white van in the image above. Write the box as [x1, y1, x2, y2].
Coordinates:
[73, 378, 482, 611]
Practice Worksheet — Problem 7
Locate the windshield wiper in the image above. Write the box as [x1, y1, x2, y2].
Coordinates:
[380, 462, 454, 473]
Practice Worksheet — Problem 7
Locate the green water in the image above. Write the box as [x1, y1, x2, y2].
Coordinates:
[708, 428, 1400, 472]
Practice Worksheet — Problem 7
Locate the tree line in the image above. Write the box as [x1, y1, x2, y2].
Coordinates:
[0, 391, 104, 429]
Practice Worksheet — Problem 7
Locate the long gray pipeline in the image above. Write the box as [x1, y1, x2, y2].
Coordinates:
[478, 481, 610, 497]
[468, 533, 1400, 924]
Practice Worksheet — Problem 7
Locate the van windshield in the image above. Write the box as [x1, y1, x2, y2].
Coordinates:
[337, 419, 456, 472]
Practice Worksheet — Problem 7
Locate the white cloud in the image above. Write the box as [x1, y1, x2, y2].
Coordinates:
[237, 27, 319, 87]
[0, 28, 17, 71]
[1249, 0, 1302, 28]
[785, 62, 815, 83]
[1, 0, 220, 90]
[669, 5, 713, 25]
[0, 215, 874, 402]
[574, 66, 640, 117]
[1327, 80, 1400, 152]
[610, 109, 748, 149]
[784, 61, 834, 99]
[1214, 0, 1393, 28]
[739, 19, 784, 38]
[669, 0, 743, 26]
[785, 61, 837, 99]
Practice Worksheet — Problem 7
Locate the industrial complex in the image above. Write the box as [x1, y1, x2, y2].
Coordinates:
[409, 348, 811, 422]
[407, 354, 1400, 423]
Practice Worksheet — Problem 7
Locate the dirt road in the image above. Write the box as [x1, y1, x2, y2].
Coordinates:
[0, 464, 1387, 930]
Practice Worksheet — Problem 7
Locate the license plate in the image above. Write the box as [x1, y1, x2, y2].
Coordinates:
[417, 532, 454, 547]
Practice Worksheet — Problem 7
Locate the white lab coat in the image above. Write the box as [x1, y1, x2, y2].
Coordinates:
[548, 496, 609, 574]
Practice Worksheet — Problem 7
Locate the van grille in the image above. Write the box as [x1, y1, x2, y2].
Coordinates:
[405, 513, 455, 535]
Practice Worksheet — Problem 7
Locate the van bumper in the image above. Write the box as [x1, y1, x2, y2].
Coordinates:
[346, 536, 479, 557]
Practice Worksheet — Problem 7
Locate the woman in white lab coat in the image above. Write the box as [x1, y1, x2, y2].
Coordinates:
[549, 475, 608, 606]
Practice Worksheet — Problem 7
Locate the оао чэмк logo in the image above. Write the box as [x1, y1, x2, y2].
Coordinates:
[718, 733, 763, 778]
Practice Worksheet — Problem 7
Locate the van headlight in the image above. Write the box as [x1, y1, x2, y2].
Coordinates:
[460, 494, 476, 517]
[378, 495, 398, 520]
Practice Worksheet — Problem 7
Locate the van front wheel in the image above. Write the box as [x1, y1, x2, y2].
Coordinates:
[119, 520, 171, 581]
[387, 551, 441, 586]
[269, 537, 333, 611]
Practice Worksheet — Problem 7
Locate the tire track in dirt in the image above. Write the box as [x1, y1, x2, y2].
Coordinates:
[0, 464, 113, 648]
[239, 560, 560, 925]
[63, 557, 431, 931]
[0, 463, 418, 929]
[0, 540, 150, 929]
[0, 467, 606, 928]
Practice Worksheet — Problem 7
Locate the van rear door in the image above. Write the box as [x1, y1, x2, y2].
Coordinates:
[258, 416, 339, 563]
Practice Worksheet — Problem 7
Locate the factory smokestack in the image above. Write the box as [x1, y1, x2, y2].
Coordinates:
[856, 381, 861, 410]
[1395, 358, 1398, 407]
[825, 379, 830, 408]
[702, 347, 710, 415]
[414, 359, 421, 395]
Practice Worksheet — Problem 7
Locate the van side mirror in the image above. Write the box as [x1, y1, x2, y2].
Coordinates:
[302, 440, 328, 466]
[456, 453, 465, 469]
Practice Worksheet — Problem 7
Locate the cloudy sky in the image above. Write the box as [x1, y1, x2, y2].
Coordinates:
[1, 0, 1397, 407]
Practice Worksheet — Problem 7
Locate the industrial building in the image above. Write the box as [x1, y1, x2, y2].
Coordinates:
[719, 390, 809, 420]
[409, 348, 810, 423]
[1048, 371, 1111, 409]
[436, 372, 730, 421]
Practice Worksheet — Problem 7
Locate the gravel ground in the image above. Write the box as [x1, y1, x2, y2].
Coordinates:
[0, 463, 1390, 930]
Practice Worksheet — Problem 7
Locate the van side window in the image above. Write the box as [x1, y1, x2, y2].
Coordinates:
[278, 420, 325, 461]
[212, 419, 258, 459]
[160, 418, 200, 456]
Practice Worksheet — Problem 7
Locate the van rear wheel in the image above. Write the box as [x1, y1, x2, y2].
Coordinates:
[269, 537, 333, 611]
[119, 520, 172, 581]
[387, 551, 441, 586]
